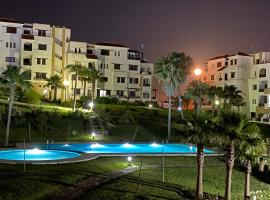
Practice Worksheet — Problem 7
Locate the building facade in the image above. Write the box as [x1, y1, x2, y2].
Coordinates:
[0, 18, 155, 102]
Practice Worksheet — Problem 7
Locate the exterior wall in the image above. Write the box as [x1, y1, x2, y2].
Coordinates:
[0, 19, 154, 103]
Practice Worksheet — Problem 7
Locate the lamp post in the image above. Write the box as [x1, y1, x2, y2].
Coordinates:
[194, 68, 202, 78]
[63, 80, 69, 101]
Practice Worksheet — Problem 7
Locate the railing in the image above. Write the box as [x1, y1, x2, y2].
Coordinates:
[54, 38, 63, 46]
[33, 76, 46, 80]
[143, 84, 151, 87]
[259, 73, 266, 78]
[55, 54, 62, 60]
[259, 88, 267, 92]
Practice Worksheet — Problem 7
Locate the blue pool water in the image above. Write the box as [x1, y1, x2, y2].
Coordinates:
[36, 143, 215, 154]
[0, 149, 80, 161]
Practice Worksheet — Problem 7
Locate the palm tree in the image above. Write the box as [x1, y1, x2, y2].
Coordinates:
[217, 110, 246, 200]
[1, 66, 31, 146]
[184, 80, 209, 111]
[79, 68, 92, 97]
[45, 74, 63, 101]
[232, 95, 246, 112]
[223, 85, 242, 109]
[155, 53, 179, 141]
[186, 110, 217, 199]
[65, 64, 84, 111]
[89, 68, 104, 103]
[170, 52, 192, 119]
[237, 123, 266, 199]
[206, 85, 224, 110]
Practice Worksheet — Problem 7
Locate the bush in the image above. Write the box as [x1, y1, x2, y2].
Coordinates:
[96, 97, 119, 104]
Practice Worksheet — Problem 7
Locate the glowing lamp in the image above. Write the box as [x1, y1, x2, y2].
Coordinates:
[194, 68, 202, 76]
[148, 104, 153, 108]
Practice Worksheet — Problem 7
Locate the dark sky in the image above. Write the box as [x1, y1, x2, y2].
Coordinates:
[1, 0, 270, 100]
[2, 0, 270, 65]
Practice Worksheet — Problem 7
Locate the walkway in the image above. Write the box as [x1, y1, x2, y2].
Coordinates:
[52, 166, 141, 200]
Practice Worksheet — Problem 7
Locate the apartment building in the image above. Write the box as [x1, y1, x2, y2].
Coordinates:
[203, 52, 252, 114]
[0, 18, 155, 102]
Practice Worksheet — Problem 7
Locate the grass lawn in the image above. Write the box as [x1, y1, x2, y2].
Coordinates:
[78, 156, 270, 200]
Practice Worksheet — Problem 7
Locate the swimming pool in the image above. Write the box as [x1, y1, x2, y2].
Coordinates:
[36, 143, 215, 154]
[0, 149, 81, 161]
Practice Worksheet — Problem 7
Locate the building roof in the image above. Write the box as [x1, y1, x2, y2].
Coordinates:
[0, 18, 19, 23]
[217, 66, 228, 71]
[86, 54, 98, 59]
[21, 34, 34, 40]
[208, 52, 250, 61]
[95, 42, 127, 48]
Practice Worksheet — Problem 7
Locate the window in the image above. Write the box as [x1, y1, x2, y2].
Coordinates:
[6, 42, 8, 48]
[252, 99, 257, 104]
[24, 43, 32, 51]
[99, 90, 107, 97]
[210, 75, 215, 80]
[87, 49, 93, 54]
[116, 90, 124, 97]
[100, 49, 109, 56]
[13, 43, 16, 48]
[103, 77, 108, 82]
[23, 58, 31, 66]
[231, 72, 236, 78]
[35, 72, 46, 80]
[74, 88, 80, 95]
[230, 60, 233, 65]
[117, 77, 125, 83]
[5, 57, 15, 63]
[114, 64, 121, 70]
[118, 51, 120, 56]
[75, 61, 81, 65]
[79, 48, 81, 54]
[143, 92, 150, 99]
[38, 44, 47, 50]
[88, 62, 94, 69]
[234, 59, 237, 65]
[37, 58, 46, 65]
[143, 78, 150, 86]
[205, 64, 208, 72]
[129, 65, 138, 71]
[253, 84, 257, 90]
[134, 78, 139, 84]
[71, 74, 77, 80]
[129, 91, 136, 97]
[259, 68, 266, 77]
[24, 29, 30, 34]
[75, 48, 77, 53]
[6, 27, 17, 34]
[256, 59, 260, 64]
[217, 62, 222, 68]
[38, 30, 46, 36]
[225, 73, 228, 81]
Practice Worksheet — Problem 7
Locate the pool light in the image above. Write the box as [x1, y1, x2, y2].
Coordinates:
[122, 143, 133, 148]
[27, 148, 44, 154]
[150, 143, 160, 147]
[127, 156, 132, 166]
[189, 146, 193, 150]
[90, 143, 103, 148]
[64, 144, 70, 147]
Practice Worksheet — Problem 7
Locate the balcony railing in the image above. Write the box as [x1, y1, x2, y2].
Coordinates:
[259, 87, 267, 92]
[143, 84, 151, 87]
[34, 76, 46, 80]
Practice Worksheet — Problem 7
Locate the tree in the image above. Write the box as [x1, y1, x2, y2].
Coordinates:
[89, 68, 104, 103]
[170, 52, 192, 119]
[1, 66, 31, 146]
[155, 52, 181, 141]
[206, 85, 224, 110]
[65, 64, 84, 111]
[232, 95, 246, 112]
[186, 110, 217, 199]
[217, 110, 246, 200]
[184, 80, 209, 111]
[223, 85, 242, 109]
[45, 74, 63, 101]
[237, 123, 266, 199]
[79, 68, 92, 97]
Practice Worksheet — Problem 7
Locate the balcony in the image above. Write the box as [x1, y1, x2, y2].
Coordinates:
[143, 84, 151, 87]
[264, 88, 270, 94]
[256, 106, 270, 114]
[34, 76, 46, 80]
[259, 86, 267, 92]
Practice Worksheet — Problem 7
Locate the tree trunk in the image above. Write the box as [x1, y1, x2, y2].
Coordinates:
[5, 85, 15, 147]
[83, 79, 86, 96]
[196, 144, 204, 199]
[73, 74, 78, 111]
[168, 93, 171, 142]
[225, 142, 235, 200]
[54, 87, 57, 101]
[92, 80, 95, 102]
[244, 161, 252, 200]
[177, 87, 184, 119]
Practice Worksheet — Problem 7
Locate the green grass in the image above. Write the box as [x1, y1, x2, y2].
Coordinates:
[78, 157, 270, 200]
[0, 157, 128, 200]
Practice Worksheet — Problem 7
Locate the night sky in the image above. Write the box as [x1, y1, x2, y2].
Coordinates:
[1, 0, 270, 100]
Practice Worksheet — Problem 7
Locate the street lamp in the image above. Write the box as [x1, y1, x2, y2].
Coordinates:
[127, 156, 132, 166]
[148, 104, 153, 108]
[89, 102, 94, 111]
[194, 68, 202, 76]
[63, 80, 69, 101]
[214, 100, 220, 106]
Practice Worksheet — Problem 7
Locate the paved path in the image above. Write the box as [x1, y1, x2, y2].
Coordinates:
[52, 166, 141, 200]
